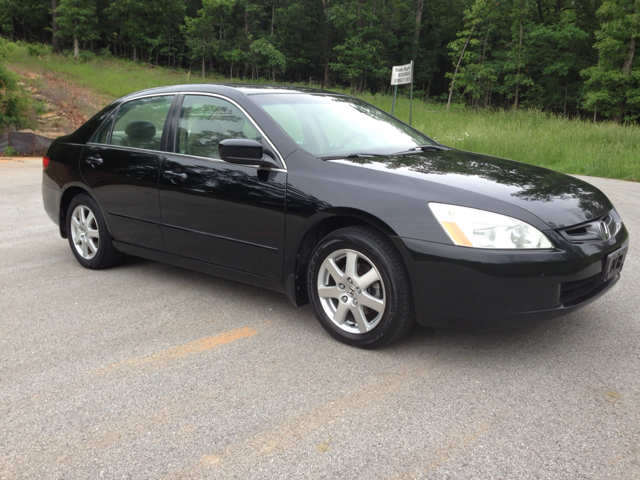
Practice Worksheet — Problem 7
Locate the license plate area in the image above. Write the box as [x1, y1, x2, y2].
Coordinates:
[603, 246, 628, 282]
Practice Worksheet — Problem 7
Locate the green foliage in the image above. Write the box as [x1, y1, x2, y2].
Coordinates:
[250, 38, 286, 80]
[0, 0, 50, 41]
[0, 39, 29, 130]
[3, 145, 16, 156]
[27, 43, 49, 57]
[78, 50, 97, 62]
[55, 0, 99, 49]
[328, 0, 394, 91]
[106, 0, 186, 63]
[7, 44, 639, 180]
[1, 0, 640, 123]
[98, 47, 113, 58]
[582, 0, 640, 123]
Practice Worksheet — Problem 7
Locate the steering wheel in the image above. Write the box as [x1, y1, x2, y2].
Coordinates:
[338, 133, 367, 149]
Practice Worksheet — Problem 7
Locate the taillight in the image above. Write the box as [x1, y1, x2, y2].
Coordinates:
[43, 156, 49, 170]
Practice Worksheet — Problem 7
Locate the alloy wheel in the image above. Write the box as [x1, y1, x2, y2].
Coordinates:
[317, 248, 386, 334]
[70, 205, 100, 260]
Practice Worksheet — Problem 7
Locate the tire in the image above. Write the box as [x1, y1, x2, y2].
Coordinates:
[66, 193, 124, 269]
[307, 226, 415, 348]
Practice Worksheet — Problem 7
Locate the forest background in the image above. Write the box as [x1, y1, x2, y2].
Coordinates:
[1, 0, 639, 121]
[0, 0, 638, 180]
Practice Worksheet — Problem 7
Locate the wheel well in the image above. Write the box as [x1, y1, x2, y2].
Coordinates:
[59, 187, 89, 238]
[292, 215, 395, 306]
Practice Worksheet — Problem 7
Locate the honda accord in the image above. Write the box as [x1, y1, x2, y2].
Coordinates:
[42, 85, 629, 348]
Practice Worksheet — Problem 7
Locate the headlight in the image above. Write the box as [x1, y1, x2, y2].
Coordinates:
[429, 203, 553, 249]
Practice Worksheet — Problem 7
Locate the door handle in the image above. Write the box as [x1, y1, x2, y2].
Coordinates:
[85, 156, 103, 166]
[163, 170, 187, 181]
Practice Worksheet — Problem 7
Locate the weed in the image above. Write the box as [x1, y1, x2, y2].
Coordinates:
[3, 146, 17, 157]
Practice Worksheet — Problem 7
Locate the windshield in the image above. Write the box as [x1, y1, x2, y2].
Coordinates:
[250, 93, 435, 158]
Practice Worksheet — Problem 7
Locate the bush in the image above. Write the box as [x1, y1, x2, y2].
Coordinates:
[27, 44, 49, 57]
[99, 47, 113, 59]
[78, 50, 97, 62]
[0, 40, 30, 130]
[3, 146, 17, 157]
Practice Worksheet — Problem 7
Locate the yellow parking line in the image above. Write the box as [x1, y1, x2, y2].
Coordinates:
[98, 326, 258, 372]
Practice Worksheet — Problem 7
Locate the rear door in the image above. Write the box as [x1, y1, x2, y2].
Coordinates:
[80, 95, 175, 251]
[159, 94, 286, 280]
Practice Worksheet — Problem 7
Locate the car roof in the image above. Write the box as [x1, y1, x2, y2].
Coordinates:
[118, 83, 346, 103]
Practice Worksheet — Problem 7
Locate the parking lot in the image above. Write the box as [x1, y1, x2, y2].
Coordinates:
[1, 158, 638, 479]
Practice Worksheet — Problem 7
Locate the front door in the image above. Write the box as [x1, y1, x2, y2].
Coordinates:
[80, 95, 175, 251]
[159, 94, 286, 280]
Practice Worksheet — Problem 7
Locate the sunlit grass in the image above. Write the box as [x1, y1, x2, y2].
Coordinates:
[362, 94, 640, 181]
[10, 46, 639, 181]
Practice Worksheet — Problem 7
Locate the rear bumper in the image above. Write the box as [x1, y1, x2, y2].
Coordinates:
[393, 224, 629, 329]
[42, 178, 61, 227]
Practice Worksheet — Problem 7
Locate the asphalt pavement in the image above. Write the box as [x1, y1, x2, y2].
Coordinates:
[1, 158, 638, 479]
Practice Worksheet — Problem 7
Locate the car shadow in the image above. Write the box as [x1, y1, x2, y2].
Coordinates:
[114, 252, 601, 365]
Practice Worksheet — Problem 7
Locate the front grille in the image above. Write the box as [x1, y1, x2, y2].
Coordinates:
[558, 213, 617, 244]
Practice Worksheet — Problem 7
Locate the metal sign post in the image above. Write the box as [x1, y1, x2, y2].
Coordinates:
[391, 85, 398, 115]
[390, 61, 414, 124]
[409, 60, 414, 126]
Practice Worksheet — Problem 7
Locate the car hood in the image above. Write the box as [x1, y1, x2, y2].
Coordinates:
[337, 149, 613, 229]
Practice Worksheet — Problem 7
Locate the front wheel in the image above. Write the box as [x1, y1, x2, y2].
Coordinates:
[307, 226, 414, 348]
[66, 193, 124, 269]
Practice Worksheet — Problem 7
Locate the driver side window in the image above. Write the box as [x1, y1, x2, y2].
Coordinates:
[176, 95, 261, 159]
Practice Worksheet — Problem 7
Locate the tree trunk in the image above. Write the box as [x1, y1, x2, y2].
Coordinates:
[371, 0, 376, 28]
[537, 0, 544, 21]
[623, 35, 636, 76]
[447, 30, 473, 110]
[132, 45, 137, 63]
[514, 22, 523, 111]
[72, 19, 79, 60]
[51, 0, 61, 54]
[202, 44, 206, 78]
[321, 0, 332, 88]
[563, 80, 568, 118]
[413, 0, 424, 60]
[244, 4, 250, 76]
[73, 35, 79, 60]
[271, 2, 275, 37]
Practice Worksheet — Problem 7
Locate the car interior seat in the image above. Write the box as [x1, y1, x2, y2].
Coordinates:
[124, 121, 158, 150]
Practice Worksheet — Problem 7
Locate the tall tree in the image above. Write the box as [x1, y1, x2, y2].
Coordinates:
[582, 0, 640, 123]
[55, 0, 98, 59]
[51, 0, 61, 53]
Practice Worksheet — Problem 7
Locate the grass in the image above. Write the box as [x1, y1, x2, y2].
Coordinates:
[8, 44, 640, 181]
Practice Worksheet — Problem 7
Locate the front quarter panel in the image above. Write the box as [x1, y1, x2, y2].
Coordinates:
[284, 150, 453, 245]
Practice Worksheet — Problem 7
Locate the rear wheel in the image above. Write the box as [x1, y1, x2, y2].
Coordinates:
[67, 193, 124, 269]
[307, 226, 414, 348]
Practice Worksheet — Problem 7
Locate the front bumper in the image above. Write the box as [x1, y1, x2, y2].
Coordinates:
[392, 221, 629, 329]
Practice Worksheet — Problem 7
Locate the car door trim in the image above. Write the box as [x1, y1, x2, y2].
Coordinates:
[107, 211, 161, 225]
[163, 151, 286, 173]
[162, 222, 279, 253]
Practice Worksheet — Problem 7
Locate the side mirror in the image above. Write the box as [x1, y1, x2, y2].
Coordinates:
[219, 139, 279, 168]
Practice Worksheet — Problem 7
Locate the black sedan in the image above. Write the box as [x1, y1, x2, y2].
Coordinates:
[42, 85, 629, 348]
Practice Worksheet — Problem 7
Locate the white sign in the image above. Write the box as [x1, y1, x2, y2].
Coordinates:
[390, 61, 413, 85]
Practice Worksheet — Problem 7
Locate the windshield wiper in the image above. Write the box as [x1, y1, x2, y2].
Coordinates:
[321, 153, 385, 160]
[397, 144, 450, 154]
